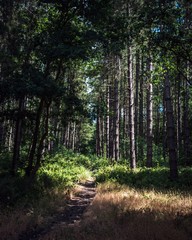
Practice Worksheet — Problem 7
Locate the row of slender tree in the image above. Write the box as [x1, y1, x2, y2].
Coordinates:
[0, 0, 192, 180]
[93, 0, 192, 180]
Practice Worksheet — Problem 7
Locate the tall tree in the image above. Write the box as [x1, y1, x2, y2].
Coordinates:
[127, 47, 136, 169]
[164, 71, 178, 180]
[146, 59, 153, 168]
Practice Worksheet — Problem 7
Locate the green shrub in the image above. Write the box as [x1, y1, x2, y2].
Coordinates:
[95, 164, 192, 192]
[0, 150, 92, 207]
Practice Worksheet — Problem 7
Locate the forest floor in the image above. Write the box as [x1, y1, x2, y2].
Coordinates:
[1, 178, 192, 240]
[36, 182, 192, 240]
[18, 178, 96, 240]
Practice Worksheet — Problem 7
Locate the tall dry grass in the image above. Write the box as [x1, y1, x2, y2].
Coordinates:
[0, 189, 70, 240]
[42, 182, 192, 240]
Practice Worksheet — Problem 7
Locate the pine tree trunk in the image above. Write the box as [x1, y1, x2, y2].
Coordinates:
[177, 69, 182, 160]
[139, 56, 144, 161]
[72, 122, 76, 151]
[106, 76, 110, 159]
[114, 55, 120, 161]
[26, 98, 44, 176]
[183, 66, 191, 166]
[128, 46, 136, 169]
[155, 101, 160, 145]
[96, 100, 101, 156]
[122, 72, 127, 159]
[11, 97, 25, 176]
[164, 72, 178, 180]
[146, 60, 153, 167]
[109, 73, 114, 161]
[162, 92, 167, 161]
[33, 101, 51, 176]
[101, 116, 105, 157]
[7, 121, 13, 152]
[135, 51, 140, 160]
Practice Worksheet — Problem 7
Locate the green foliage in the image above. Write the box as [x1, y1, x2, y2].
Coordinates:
[90, 155, 109, 171]
[95, 164, 192, 192]
[0, 150, 91, 207]
[136, 137, 168, 167]
[0, 153, 12, 173]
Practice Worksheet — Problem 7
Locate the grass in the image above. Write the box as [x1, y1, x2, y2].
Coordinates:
[0, 150, 92, 240]
[1, 150, 192, 240]
[40, 182, 192, 240]
[95, 164, 192, 192]
[0, 152, 92, 206]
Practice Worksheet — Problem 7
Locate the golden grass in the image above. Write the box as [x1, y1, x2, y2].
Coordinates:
[0, 189, 70, 240]
[94, 182, 192, 217]
[41, 182, 192, 240]
[1, 182, 192, 240]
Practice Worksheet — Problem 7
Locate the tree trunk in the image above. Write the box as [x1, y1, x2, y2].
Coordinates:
[135, 51, 140, 160]
[122, 71, 128, 159]
[11, 97, 25, 176]
[155, 101, 160, 145]
[162, 92, 167, 161]
[127, 46, 136, 169]
[109, 72, 114, 161]
[114, 55, 120, 161]
[106, 76, 110, 159]
[177, 68, 182, 160]
[183, 65, 191, 166]
[26, 98, 45, 176]
[32, 101, 51, 176]
[164, 72, 178, 180]
[139, 55, 144, 161]
[96, 99, 101, 156]
[146, 60, 153, 167]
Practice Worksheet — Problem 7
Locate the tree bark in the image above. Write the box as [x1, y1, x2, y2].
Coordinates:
[127, 46, 136, 169]
[26, 98, 45, 176]
[135, 51, 140, 159]
[109, 69, 114, 161]
[139, 55, 144, 161]
[164, 72, 178, 180]
[96, 99, 101, 156]
[177, 68, 182, 160]
[106, 75, 110, 159]
[146, 60, 153, 167]
[11, 97, 25, 176]
[32, 101, 51, 176]
[114, 55, 120, 161]
[183, 64, 191, 166]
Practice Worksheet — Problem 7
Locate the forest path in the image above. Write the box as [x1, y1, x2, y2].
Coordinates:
[19, 178, 96, 240]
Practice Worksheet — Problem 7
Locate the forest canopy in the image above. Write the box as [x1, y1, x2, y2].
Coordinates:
[0, 0, 192, 180]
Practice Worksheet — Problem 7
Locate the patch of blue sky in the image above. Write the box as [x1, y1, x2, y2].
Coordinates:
[151, 27, 161, 33]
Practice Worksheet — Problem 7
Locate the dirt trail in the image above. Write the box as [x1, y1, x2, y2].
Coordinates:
[19, 179, 96, 240]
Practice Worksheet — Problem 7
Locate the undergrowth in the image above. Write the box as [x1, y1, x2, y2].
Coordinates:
[0, 149, 192, 240]
[95, 164, 192, 192]
[0, 150, 92, 240]
[40, 182, 192, 240]
[0, 152, 91, 207]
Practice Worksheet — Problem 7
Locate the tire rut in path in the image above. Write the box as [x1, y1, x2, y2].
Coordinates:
[19, 179, 96, 240]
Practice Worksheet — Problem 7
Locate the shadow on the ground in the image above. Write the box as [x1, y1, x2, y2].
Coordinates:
[18, 180, 96, 240]
[38, 191, 192, 240]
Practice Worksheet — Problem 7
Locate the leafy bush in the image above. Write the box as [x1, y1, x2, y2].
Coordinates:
[95, 164, 192, 192]
[0, 150, 91, 207]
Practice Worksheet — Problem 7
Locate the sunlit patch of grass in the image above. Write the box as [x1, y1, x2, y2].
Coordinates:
[94, 182, 192, 218]
[41, 182, 192, 240]
[95, 165, 192, 191]
[0, 150, 93, 240]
